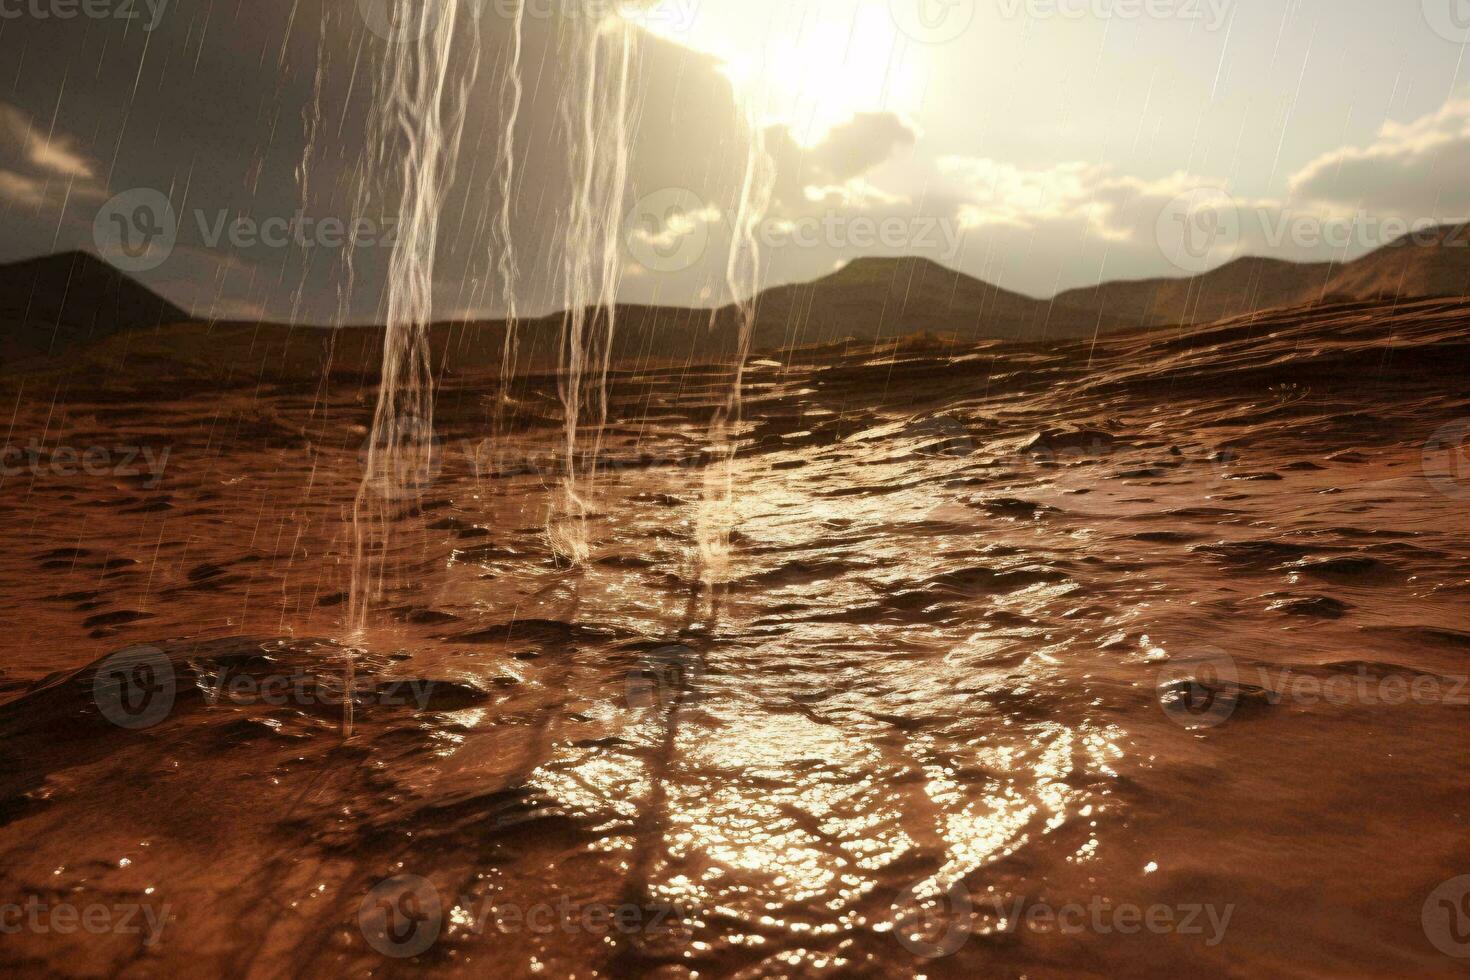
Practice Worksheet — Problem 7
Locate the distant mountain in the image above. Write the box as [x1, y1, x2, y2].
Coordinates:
[742, 256, 1101, 347]
[0, 251, 187, 363]
[1055, 223, 1470, 331]
[1310, 223, 1470, 304]
[5, 227, 1470, 382]
[1054, 256, 1339, 332]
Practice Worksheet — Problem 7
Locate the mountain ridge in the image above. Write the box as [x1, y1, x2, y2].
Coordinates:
[0, 250, 188, 363]
[4, 224, 1467, 370]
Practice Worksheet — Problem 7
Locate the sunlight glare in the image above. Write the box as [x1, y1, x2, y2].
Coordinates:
[631, 0, 929, 145]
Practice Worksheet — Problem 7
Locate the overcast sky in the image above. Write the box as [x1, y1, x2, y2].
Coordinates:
[0, 0, 1466, 323]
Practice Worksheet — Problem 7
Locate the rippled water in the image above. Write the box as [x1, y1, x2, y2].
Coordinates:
[2, 298, 1469, 977]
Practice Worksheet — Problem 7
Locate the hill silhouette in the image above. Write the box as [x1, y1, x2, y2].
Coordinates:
[0, 251, 187, 363]
[1055, 223, 1470, 329]
[1310, 223, 1470, 304]
[741, 255, 1101, 347]
[4, 228, 1469, 383]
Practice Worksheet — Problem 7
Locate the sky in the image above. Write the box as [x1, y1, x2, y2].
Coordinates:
[0, 0, 1466, 323]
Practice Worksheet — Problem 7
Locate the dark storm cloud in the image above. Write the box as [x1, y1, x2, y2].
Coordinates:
[0, 0, 756, 322]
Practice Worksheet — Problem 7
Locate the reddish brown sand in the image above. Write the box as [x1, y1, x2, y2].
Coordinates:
[1, 297, 1468, 978]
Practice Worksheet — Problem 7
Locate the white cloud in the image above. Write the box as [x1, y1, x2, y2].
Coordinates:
[0, 103, 103, 207]
[0, 169, 45, 207]
[629, 202, 722, 250]
[1289, 94, 1470, 218]
[942, 157, 1229, 244]
[766, 111, 917, 211]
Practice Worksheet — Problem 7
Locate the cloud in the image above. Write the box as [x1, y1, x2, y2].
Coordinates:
[1289, 94, 1470, 218]
[0, 102, 103, 208]
[622, 110, 922, 289]
[767, 112, 917, 210]
[0, 104, 96, 180]
[943, 158, 1109, 229]
[0, 170, 46, 207]
[942, 156, 1223, 244]
[806, 112, 917, 184]
[939, 93, 1470, 285]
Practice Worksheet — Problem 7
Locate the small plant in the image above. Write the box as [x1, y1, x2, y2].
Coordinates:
[1269, 383, 1309, 406]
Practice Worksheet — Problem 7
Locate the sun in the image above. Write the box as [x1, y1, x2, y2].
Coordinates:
[629, 0, 929, 146]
